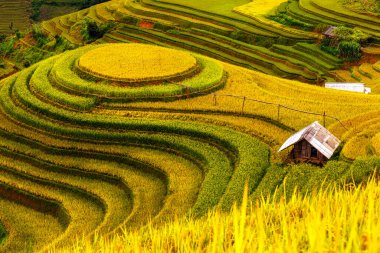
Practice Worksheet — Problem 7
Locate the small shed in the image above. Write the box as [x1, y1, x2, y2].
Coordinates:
[323, 26, 337, 38]
[325, 82, 371, 94]
[278, 121, 341, 165]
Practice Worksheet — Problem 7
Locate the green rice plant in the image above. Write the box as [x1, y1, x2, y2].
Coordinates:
[189, 28, 322, 77]
[343, 156, 380, 184]
[276, 161, 350, 200]
[277, 163, 316, 199]
[250, 163, 288, 203]
[301, 161, 350, 190]
[0, 221, 6, 245]
[271, 44, 336, 72]
[161, 29, 318, 80]
[217, 136, 269, 211]
[293, 42, 343, 65]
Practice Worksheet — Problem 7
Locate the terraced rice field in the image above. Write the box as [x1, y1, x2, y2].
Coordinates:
[0, 1, 31, 34]
[1, 42, 380, 251]
[41, 0, 343, 83]
[3, 0, 380, 251]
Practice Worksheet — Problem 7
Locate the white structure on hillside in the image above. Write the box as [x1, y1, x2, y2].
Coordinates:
[325, 82, 371, 94]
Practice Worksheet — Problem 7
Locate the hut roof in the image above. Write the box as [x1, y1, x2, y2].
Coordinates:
[278, 121, 341, 159]
[323, 26, 337, 37]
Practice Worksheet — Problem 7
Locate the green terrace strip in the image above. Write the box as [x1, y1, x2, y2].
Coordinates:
[270, 44, 336, 74]
[49, 46, 226, 101]
[30, 56, 98, 111]
[293, 43, 343, 65]
[250, 164, 288, 203]
[188, 29, 329, 77]
[146, 29, 317, 80]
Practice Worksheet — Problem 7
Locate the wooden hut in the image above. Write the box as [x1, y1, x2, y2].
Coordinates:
[278, 121, 341, 165]
[323, 26, 337, 38]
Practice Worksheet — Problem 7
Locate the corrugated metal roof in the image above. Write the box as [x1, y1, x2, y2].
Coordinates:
[278, 121, 341, 159]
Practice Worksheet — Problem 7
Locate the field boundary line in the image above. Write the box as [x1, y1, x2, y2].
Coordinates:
[212, 93, 348, 130]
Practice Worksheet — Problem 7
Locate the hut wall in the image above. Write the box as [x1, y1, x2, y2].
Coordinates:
[290, 140, 327, 164]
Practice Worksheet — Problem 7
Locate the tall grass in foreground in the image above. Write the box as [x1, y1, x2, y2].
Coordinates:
[52, 178, 380, 253]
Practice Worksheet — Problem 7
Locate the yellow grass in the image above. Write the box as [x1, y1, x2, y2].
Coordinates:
[121, 62, 380, 131]
[234, 0, 288, 16]
[78, 43, 197, 82]
[52, 179, 380, 253]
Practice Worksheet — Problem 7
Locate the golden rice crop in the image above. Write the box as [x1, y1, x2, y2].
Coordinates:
[234, 0, 288, 16]
[77, 43, 197, 82]
[52, 178, 380, 253]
